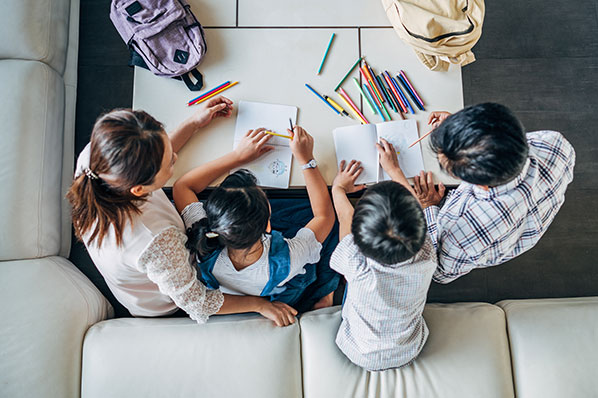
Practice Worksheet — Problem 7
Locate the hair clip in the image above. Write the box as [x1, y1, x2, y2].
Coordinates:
[84, 168, 99, 180]
[205, 231, 219, 238]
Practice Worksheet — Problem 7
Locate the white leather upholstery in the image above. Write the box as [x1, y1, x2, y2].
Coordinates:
[0, 257, 113, 398]
[82, 314, 303, 398]
[0, 59, 65, 261]
[300, 304, 514, 398]
[498, 297, 598, 398]
[0, 0, 71, 74]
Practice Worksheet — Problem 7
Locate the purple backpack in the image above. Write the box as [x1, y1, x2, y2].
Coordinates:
[110, 0, 206, 90]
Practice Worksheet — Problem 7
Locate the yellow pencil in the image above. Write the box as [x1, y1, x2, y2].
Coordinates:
[192, 81, 239, 105]
[337, 93, 368, 124]
[265, 130, 293, 140]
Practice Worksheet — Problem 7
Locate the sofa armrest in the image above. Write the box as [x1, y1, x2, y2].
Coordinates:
[0, 256, 113, 398]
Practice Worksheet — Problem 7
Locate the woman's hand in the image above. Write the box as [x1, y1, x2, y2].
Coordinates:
[376, 138, 401, 177]
[332, 160, 366, 194]
[414, 171, 446, 208]
[234, 128, 274, 163]
[257, 301, 298, 327]
[288, 126, 314, 165]
[428, 111, 452, 130]
[188, 96, 234, 129]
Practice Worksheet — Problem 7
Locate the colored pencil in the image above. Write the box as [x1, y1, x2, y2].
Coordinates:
[373, 85, 392, 121]
[338, 89, 368, 124]
[359, 67, 382, 108]
[190, 81, 238, 105]
[353, 78, 376, 114]
[324, 95, 350, 117]
[363, 83, 386, 122]
[289, 118, 294, 132]
[265, 130, 293, 140]
[317, 33, 335, 74]
[376, 75, 398, 113]
[409, 130, 433, 148]
[382, 72, 407, 113]
[396, 74, 424, 111]
[188, 81, 230, 105]
[334, 57, 363, 91]
[305, 83, 342, 115]
[391, 76, 415, 114]
[399, 70, 425, 109]
[366, 63, 385, 103]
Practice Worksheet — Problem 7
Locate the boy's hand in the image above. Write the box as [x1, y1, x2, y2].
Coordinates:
[188, 96, 233, 129]
[428, 111, 451, 130]
[414, 171, 446, 208]
[333, 160, 366, 193]
[257, 301, 298, 327]
[234, 128, 273, 163]
[376, 138, 401, 177]
[288, 126, 314, 165]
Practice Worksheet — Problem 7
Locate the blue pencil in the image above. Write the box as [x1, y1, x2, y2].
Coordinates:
[397, 74, 425, 111]
[364, 83, 384, 121]
[317, 33, 335, 74]
[305, 83, 341, 115]
[390, 75, 415, 114]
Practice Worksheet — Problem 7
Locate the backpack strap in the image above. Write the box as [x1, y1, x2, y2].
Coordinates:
[181, 69, 204, 91]
[260, 231, 291, 297]
[196, 249, 222, 290]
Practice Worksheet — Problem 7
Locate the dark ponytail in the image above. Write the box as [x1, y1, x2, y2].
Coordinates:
[185, 169, 270, 259]
[67, 109, 165, 247]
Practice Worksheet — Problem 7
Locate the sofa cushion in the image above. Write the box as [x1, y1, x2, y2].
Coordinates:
[0, 0, 70, 74]
[81, 314, 303, 398]
[498, 297, 598, 398]
[0, 257, 113, 398]
[0, 59, 65, 261]
[300, 304, 514, 398]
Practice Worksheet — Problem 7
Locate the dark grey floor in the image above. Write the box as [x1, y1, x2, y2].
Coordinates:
[72, 0, 598, 316]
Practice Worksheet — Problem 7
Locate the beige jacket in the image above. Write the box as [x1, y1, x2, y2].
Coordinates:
[382, 0, 485, 71]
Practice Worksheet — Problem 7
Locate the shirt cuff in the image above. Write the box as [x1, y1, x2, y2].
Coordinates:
[181, 202, 207, 229]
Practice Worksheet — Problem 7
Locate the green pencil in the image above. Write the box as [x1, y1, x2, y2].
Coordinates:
[334, 56, 363, 91]
[353, 77, 376, 114]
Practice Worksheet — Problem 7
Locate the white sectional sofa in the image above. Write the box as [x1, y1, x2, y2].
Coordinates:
[1, 0, 597, 397]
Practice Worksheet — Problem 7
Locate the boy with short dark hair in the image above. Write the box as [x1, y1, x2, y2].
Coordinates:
[329, 139, 436, 371]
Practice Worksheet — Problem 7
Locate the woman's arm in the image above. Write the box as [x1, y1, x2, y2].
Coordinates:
[331, 160, 366, 240]
[172, 128, 274, 213]
[289, 126, 335, 243]
[169, 96, 233, 153]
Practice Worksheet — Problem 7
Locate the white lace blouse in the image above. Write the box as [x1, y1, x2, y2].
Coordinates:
[77, 145, 223, 323]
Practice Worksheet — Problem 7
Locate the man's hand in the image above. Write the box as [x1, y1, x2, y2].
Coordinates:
[428, 111, 452, 130]
[375, 138, 402, 178]
[188, 96, 234, 129]
[332, 160, 366, 194]
[257, 301, 298, 327]
[234, 128, 273, 163]
[288, 126, 314, 165]
[414, 171, 446, 208]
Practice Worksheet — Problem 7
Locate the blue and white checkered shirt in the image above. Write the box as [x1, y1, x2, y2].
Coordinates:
[426, 130, 575, 284]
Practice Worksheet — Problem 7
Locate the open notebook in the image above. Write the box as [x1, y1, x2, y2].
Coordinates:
[232, 101, 298, 188]
[332, 120, 425, 185]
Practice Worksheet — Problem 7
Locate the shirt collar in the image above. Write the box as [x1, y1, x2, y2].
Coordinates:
[471, 158, 531, 200]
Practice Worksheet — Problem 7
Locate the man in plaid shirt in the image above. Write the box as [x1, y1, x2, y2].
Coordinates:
[414, 103, 575, 283]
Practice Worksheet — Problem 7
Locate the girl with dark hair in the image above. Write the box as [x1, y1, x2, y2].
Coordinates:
[67, 97, 298, 327]
[173, 126, 339, 315]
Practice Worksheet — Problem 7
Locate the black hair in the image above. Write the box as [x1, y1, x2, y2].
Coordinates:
[352, 181, 426, 265]
[430, 103, 529, 186]
[185, 169, 270, 260]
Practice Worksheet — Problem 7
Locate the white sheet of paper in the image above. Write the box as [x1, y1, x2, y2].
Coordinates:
[375, 120, 424, 179]
[332, 124, 379, 185]
[233, 101, 297, 188]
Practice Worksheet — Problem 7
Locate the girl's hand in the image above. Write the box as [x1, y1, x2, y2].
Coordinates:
[257, 301, 298, 327]
[332, 160, 366, 194]
[376, 138, 401, 176]
[428, 111, 451, 130]
[234, 128, 274, 163]
[288, 126, 314, 165]
[189, 96, 234, 129]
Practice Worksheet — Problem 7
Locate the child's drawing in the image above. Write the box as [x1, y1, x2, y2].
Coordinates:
[268, 159, 288, 176]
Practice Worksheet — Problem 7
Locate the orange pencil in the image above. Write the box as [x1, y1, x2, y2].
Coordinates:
[408, 130, 433, 148]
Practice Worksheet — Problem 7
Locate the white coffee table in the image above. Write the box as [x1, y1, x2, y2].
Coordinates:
[133, 1, 463, 187]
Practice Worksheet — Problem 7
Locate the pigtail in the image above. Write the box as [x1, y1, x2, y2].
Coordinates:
[185, 218, 223, 260]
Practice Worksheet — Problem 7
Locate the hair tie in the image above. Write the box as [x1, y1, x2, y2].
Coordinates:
[84, 167, 99, 180]
[205, 231, 219, 238]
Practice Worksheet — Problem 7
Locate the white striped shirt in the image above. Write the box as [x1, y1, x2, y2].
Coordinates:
[330, 234, 436, 371]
